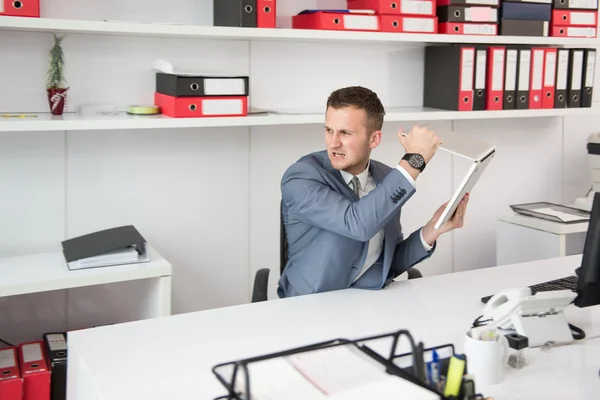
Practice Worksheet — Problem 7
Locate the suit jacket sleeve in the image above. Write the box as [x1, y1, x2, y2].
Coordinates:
[281, 161, 416, 242]
[389, 228, 436, 279]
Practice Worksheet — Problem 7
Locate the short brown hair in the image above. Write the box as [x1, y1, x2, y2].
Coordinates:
[326, 86, 385, 133]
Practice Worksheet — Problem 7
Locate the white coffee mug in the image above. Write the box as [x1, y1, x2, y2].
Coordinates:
[464, 329, 509, 386]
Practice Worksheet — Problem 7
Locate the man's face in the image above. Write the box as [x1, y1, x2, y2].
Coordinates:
[325, 106, 380, 176]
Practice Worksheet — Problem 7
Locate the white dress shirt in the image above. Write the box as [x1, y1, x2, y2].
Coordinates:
[339, 162, 432, 282]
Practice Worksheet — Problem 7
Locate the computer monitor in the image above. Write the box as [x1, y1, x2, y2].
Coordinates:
[574, 191, 600, 308]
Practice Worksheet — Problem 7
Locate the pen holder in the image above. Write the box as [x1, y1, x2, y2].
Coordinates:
[389, 343, 484, 400]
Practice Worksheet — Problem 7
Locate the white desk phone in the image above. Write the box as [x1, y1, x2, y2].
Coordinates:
[477, 287, 577, 347]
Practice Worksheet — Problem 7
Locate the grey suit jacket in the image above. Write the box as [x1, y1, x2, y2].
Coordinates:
[277, 150, 435, 298]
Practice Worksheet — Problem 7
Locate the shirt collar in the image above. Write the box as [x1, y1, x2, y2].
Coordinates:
[340, 160, 370, 191]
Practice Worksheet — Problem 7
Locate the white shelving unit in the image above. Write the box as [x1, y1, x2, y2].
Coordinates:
[1, 105, 599, 132]
[1, 16, 598, 131]
[0, 16, 598, 46]
[0, 247, 172, 316]
[0, 248, 169, 297]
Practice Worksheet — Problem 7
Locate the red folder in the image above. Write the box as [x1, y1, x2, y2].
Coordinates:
[542, 48, 557, 109]
[0, 347, 23, 400]
[550, 25, 597, 38]
[292, 10, 381, 32]
[347, 0, 402, 14]
[438, 22, 497, 35]
[486, 46, 505, 110]
[380, 15, 437, 33]
[459, 46, 476, 111]
[18, 341, 50, 400]
[529, 48, 546, 109]
[0, 0, 39, 17]
[257, 0, 276, 28]
[552, 10, 597, 26]
[348, 0, 435, 16]
[155, 93, 248, 118]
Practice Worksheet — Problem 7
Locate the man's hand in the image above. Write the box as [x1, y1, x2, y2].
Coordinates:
[398, 125, 442, 164]
[421, 193, 470, 246]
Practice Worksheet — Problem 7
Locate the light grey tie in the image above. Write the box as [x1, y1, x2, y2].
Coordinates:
[350, 176, 360, 197]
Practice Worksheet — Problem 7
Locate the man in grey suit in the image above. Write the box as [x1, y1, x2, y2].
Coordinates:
[277, 86, 469, 298]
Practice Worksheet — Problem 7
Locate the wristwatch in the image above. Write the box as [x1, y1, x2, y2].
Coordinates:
[402, 153, 426, 172]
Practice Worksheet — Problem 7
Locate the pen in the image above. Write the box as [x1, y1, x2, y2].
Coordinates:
[426, 349, 440, 387]
[1, 114, 38, 118]
[398, 124, 430, 137]
[431, 349, 440, 388]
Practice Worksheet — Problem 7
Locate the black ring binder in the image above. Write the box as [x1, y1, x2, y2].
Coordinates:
[211, 329, 488, 400]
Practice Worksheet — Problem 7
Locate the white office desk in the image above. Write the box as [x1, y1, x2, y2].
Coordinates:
[66, 255, 600, 400]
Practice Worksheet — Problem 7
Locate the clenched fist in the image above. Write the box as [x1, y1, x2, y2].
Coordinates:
[398, 125, 442, 164]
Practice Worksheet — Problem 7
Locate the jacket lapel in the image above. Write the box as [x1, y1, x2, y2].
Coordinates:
[370, 161, 397, 285]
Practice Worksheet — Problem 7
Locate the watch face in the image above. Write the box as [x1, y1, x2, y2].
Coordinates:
[408, 154, 425, 169]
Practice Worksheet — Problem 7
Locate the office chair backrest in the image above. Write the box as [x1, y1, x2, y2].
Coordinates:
[280, 200, 288, 274]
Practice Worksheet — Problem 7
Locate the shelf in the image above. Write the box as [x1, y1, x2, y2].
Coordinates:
[0, 16, 599, 46]
[0, 247, 172, 297]
[1, 106, 598, 131]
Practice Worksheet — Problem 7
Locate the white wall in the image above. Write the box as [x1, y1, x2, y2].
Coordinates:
[0, 0, 598, 342]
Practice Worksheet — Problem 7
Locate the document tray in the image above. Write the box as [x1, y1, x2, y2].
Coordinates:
[211, 329, 487, 400]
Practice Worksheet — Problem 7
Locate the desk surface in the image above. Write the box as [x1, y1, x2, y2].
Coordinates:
[67, 255, 600, 400]
[0, 247, 171, 297]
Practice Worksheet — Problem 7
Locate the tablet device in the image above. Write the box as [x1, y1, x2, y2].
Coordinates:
[434, 148, 495, 229]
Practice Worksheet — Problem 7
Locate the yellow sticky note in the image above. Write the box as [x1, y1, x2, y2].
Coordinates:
[444, 355, 466, 397]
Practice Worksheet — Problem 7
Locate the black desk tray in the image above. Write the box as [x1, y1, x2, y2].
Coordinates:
[212, 329, 487, 400]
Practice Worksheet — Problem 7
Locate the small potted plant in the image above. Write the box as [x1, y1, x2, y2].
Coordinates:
[46, 33, 69, 115]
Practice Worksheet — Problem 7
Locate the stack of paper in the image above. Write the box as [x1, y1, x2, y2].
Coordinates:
[236, 345, 439, 400]
[68, 247, 140, 270]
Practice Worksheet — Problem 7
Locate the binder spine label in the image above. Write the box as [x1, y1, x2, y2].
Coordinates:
[47, 334, 67, 351]
[204, 79, 246, 96]
[492, 49, 505, 91]
[566, 27, 596, 36]
[0, 1, 3, 12]
[475, 50, 486, 89]
[572, 51, 584, 90]
[505, 50, 517, 91]
[461, 49, 475, 92]
[465, 7, 497, 22]
[203, 98, 244, 115]
[401, 0, 433, 14]
[0, 350, 15, 369]
[22, 343, 42, 363]
[532, 50, 544, 90]
[545, 51, 557, 87]
[404, 17, 435, 32]
[463, 23, 496, 35]
[518, 51, 531, 91]
[556, 50, 569, 90]
[571, 12, 596, 25]
[466, 0, 498, 5]
[343, 15, 379, 30]
[568, 0, 598, 8]
[586, 51, 596, 87]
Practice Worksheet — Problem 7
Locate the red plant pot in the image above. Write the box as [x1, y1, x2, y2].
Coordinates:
[47, 88, 69, 115]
